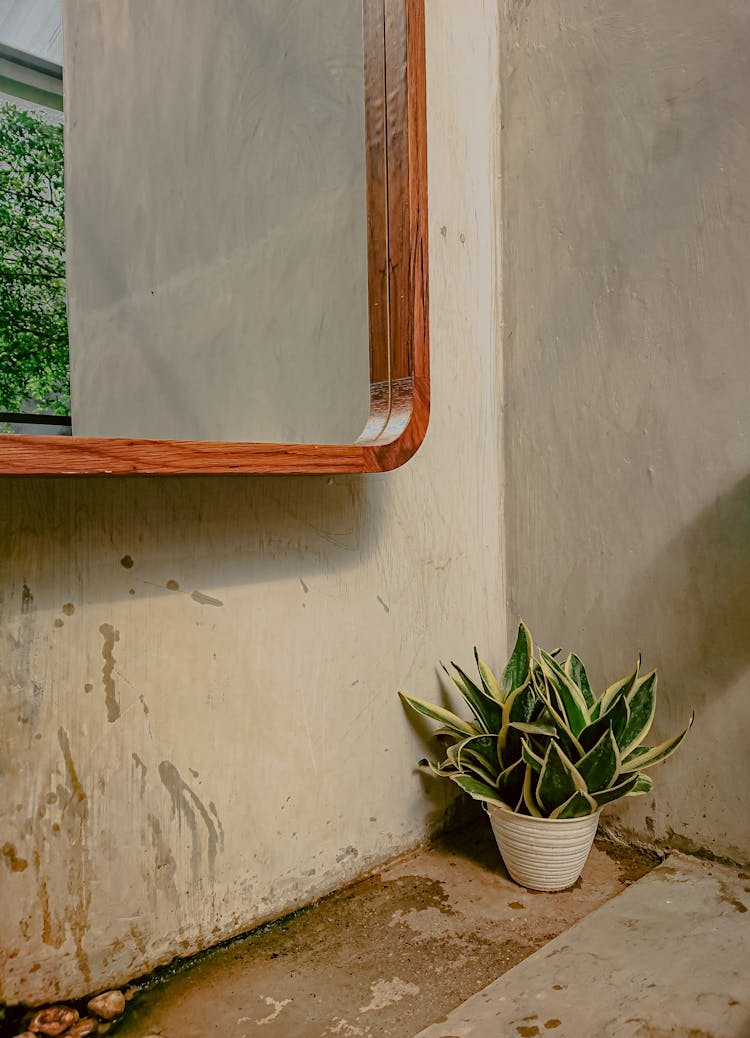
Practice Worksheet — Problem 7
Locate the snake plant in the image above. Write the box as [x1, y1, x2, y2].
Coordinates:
[399, 622, 693, 819]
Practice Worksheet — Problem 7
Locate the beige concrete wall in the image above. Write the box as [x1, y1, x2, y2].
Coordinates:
[0, 0, 504, 1005]
[501, 0, 750, 863]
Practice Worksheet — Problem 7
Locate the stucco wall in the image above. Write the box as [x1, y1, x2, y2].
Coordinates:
[501, 0, 750, 863]
[0, 0, 503, 1006]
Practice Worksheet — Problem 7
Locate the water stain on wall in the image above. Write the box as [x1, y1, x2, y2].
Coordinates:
[146, 814, 179, 904]
[99, 624, 121, 722]
[2, 842, 28, 872]
[53, 728, 93, 984]
[158, 761, 222, 880]
[190, 591, 224, 607]
[132, 753, 148, 798]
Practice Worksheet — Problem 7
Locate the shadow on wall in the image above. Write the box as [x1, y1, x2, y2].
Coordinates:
[0, 472, 385, 613]
[618, 473, 750, 712]
[506, 474, 750, 731]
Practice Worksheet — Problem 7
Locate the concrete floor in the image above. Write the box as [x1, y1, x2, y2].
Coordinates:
[105, 825, 657, 1038]
[416, 854, 750, 1038]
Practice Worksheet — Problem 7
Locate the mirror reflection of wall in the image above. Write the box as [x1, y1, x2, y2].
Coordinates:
[66, 0, 372, 444]
[0, 0, 69, 436]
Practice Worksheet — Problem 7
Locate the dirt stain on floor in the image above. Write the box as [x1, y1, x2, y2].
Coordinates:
[100, 829, 655, 1038]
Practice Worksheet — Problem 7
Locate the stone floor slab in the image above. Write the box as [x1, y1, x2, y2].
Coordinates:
[414, 854, 750, 1038]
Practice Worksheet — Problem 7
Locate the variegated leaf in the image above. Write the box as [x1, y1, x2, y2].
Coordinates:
[626, 773, 653, 796]
[474, 648, 504, 703]
[450, 773, 510, 809]
[579, 694, 630, 754]
[497, 758, 525, 808]
[456, 735, 501, 785]
[536, 741, 587, 813]
[591, 772, 642, 806]
[399, 692, 479, 737]
[594, 655, 640, 719]
[533, 670, 585, 758]
[417, 757, 458, 778]
[498, 678, 537, 759]
[522, 764, 543, 817]
[620, 713, 694, 773]
[564, 652, 595, 709]
[521, 737, 545, 773]
[576, 726, 620, 794]
[539, 650, 590, 736]
[457, 734, 499, 771]
[444, 662, 503, 733]
[509, 721, 557, 737]
[501, 621, 533, 698]
[550, 789, 598, 819]
[619, 671, 657, 757]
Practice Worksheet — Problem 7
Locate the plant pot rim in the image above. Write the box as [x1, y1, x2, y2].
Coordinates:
[485, 802, 602, 825]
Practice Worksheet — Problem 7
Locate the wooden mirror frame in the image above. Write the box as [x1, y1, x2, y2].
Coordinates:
[0, 0, 428, 476]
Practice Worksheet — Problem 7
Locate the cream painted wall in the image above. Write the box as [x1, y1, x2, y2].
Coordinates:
[501, 0, 750, 863]
[0, 0, 504, 1006]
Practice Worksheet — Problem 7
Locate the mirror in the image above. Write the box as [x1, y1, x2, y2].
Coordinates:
[0, 0, 428, 474]
[67, 0, 371, 444]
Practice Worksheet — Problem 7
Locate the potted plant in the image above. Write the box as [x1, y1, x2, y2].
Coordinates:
[399, 622, 693, 891]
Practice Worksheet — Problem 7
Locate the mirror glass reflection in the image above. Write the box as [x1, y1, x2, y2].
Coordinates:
[2, 1, 372, 444]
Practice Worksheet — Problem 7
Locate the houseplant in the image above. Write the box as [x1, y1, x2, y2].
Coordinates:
[399, 622, 693, 890]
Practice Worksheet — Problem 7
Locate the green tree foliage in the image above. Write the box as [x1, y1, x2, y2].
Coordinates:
[0, 101, 69, 415]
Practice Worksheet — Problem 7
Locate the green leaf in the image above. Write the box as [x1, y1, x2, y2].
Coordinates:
[431, 726, 465, 742]
[459, 754, 498, 785]
[626, 773, 654, 796]
[579, 694, 630, 754]
[591, 773, 643, 806]
[501, 621, 533, 698]
[619, 671, 657, 757]
[594, 656, 640, 719]
[577, 726, 620, 794]
[497, 758, 525, 807]
[507, 681, 538, 725]
[522, 764, 543, 817]
[533, 668, 584, 758]
[620, 713, 694, 773]
[498, 678, 537, 762]
[540, 650, 590, 736]
[474, 649, 504, 703]
[457, 734, 499, 771]
[564, 653, 595, 709]
[536, 741, 587, 813]
[450, 773, 510, 809]
[550, 790, 598, 819]
[509, 721, 556, 737]
[455, 735, 501, 784]
[399, 692, 479, 737]
[521, 737, 545, 773]
[443, 663, 503, 733]
[417, 757, 457, 778]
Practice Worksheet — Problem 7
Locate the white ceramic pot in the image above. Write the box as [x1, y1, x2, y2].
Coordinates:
[486, 805, 601, 891]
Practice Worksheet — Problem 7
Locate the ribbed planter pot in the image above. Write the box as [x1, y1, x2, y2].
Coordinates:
[487, 805, 601, 891]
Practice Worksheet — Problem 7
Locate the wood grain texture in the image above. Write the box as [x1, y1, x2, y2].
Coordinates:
[0, 0, 428, 476]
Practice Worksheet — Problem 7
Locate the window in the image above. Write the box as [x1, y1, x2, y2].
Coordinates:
[0, 0, 69, 435]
